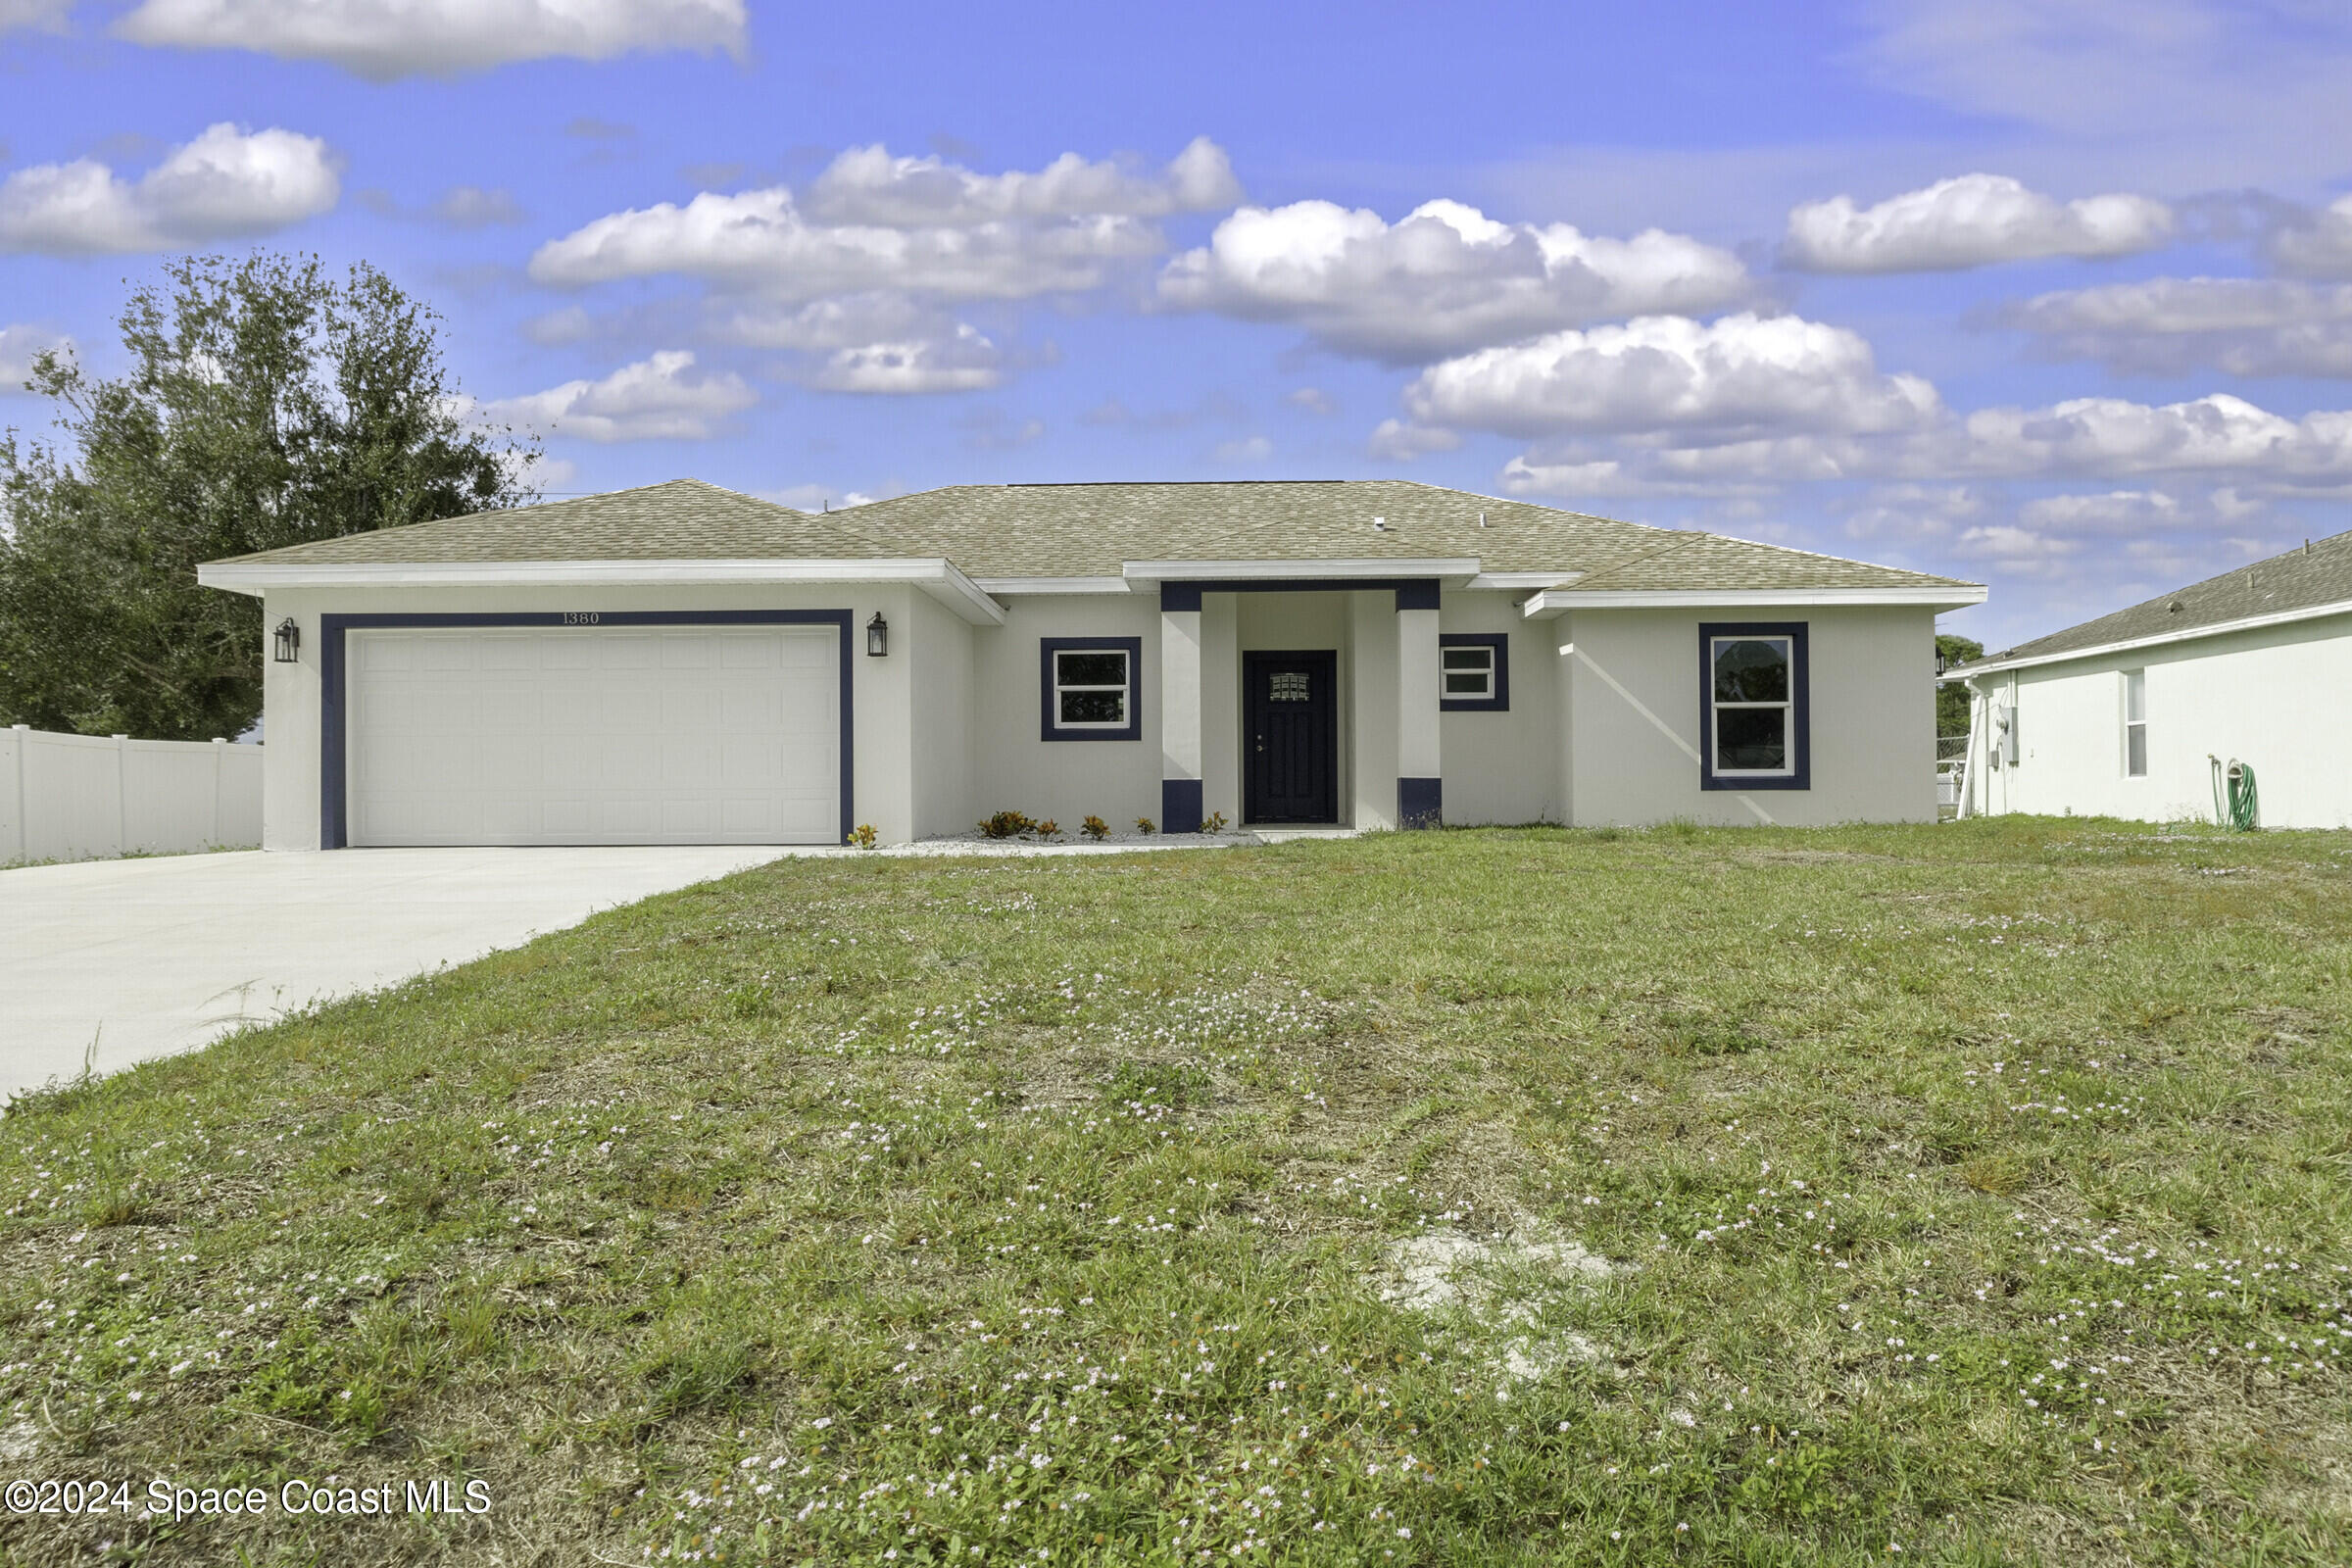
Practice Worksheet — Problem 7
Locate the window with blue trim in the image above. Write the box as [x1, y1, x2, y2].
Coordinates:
[1040, 637, 1143, 741]
[1438, 633, 1509, 711]
[1699, 622, 1809, 790]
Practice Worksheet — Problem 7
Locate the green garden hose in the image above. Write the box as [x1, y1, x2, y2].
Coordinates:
[2210, 757, 2259, 830]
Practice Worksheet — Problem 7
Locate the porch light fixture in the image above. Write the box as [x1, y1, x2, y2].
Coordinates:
[1935, 646, 1946, 676]
[272, 617, 300, 663]
[866, 612, 888, 657]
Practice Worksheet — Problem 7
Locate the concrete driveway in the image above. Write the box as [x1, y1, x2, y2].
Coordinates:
[0, 846, 783, 1105]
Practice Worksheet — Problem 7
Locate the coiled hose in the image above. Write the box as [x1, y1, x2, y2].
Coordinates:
[2210, 757, 2259, 830]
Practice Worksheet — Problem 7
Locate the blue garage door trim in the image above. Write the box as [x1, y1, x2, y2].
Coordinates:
[319, 610, 855, 850]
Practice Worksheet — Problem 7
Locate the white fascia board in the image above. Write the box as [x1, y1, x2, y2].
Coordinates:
[971, 576, 1133, 596]
[1121, 558, 1484, 585]
[195, 558, 1009, 625]
[1520, 584, 1986, 617]
[1943, 595, 2352, 681]
[1467, 571, 1583, 592]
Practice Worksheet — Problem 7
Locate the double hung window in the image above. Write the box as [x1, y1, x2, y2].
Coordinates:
[1438, 633, 1509, 711]
[1699, 622, 1809, 789]
[1039, 637, 1143, 741]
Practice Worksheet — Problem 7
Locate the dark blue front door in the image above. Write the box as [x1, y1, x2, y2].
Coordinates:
[1244, 650, 1338, 823]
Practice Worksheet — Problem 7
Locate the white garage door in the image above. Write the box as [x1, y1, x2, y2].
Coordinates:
[347, 623, 839, 846]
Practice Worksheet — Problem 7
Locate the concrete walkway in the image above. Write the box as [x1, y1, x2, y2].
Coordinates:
[0, 846, 783, 1105]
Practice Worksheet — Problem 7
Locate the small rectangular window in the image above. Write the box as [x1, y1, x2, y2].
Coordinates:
[1438, 633, 1509, 711]
[1443, 646, 1493, 698]
[1699, 622, 1809, 790]
[1039, 637, 1143, 741]
[2123, 668, 2147, 777]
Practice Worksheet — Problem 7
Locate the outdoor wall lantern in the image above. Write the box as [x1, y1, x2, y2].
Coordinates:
[866, 612, 889, 658]
[272, 617, 301, 663]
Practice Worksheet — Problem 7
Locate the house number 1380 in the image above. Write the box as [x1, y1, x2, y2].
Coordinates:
[563, 612, 601, 625]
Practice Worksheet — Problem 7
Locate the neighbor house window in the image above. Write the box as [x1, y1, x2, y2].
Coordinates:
[2123, 668, 2147, 777]
[1439, 633, 1509, 712]
[1039, 636, 1143, 741]
[1698, 622, 1810, 791]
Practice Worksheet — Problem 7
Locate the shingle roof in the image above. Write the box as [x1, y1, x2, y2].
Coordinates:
[1564, 530, 1961, 592]
[830, 479, 1971, 590]
[205, 475, 1977, 595]
[204, 478, 904, 564]
[1956, 527, 2352, 671]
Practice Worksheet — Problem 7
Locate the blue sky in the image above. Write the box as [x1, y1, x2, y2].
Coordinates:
[5, 1, 2352, 648]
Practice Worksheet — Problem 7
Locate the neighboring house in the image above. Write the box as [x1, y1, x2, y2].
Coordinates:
[195, 478, 1983, 849]
[1945, 528, 2352, 829]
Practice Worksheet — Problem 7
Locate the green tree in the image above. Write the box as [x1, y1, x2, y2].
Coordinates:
[0, 254, 537, 740]
[1936, 633, 1984, 738]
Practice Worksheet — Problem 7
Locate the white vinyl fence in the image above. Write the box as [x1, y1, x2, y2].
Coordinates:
[1, 725, 263, 866]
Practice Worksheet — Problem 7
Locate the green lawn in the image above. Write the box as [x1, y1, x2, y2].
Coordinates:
[3, 820, 2348, 1566]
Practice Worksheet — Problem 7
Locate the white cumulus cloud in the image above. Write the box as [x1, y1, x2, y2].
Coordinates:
[1782, 173, 2172, 272]
[486, 350, 754, 441]
[2016, 489, 2187, 531]
[2268, 194, 2352, 277]
[529, 188, 1162, 301]
[725, 292, 959, 353]
[1999, 276, 2352, 376]
[0, 123, 339, 254]
[113, 0, 745, 79]
[1367, 418, 1460, 462]
[808, 324, 1002, 395]
[1495, 456, 1764, 499]
[0, 323, 72, 391]
[1402, 312, 1942, 440]
[804, 136, 1238, 227]
[526, 141, 1225, 397]
[1157, 198, 1748, 362]
[1485, 379, 2352, 502]
[1956, 393, 2352, 481]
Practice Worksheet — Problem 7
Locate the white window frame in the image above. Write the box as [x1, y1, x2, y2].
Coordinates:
[1441, 644, 1494, 701]
[1707, 633, 1797, 780]
[2122, 668, 2147, 778]
[1052, 646, 1132, 732]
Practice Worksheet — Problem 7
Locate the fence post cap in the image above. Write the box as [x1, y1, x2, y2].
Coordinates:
[212, 736, 226, 745]
[113, 733, 128, 741]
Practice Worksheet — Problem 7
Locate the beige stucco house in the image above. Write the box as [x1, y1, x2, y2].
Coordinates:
[196, 478, 1984, 848]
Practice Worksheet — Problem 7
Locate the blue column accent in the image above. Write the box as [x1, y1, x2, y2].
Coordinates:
[1397, 776, 1443, 829]
[1161, 777, 1203, 833]
[1394, 579, 1440, 611]
[1160, 581, 1203, 612]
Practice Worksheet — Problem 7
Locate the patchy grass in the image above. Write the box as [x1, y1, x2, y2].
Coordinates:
[2, 818, 2349, 1566]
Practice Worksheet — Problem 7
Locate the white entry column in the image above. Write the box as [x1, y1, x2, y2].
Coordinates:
[1396, 582, 1442, 827]
[1160, 585, 1203, 832]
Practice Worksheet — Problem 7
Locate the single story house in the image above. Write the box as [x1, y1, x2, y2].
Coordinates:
[195, 478, 1984, 848]
[1944, 527, 2352, 829]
